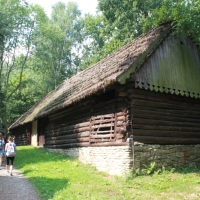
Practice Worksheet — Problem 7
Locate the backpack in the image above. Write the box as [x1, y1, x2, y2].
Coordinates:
[0, 140, 3, 149]
[6, 143, 16, 157]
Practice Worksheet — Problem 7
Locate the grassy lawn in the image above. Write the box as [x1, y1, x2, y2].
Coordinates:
[14, 146, 200, 200]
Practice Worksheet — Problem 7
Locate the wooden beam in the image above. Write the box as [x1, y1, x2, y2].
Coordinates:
[132, 129, 200, 138]
[133, 135, 200, 144]
[44, 142, 128, 148]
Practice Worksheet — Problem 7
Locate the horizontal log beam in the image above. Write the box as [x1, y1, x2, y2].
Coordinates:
[46, 137, 89, 145]
[116, 111, 129, 116]
[133, 135, 200, 144]
[132, 118, 200, 128]
[90, 142, 128, 147]
[44, 142, 90, 148]
[45, 131, 90, 140]
[46, 127, 90, 138]
[91, 114, 115, 120]
[90, 134, 115, 139]
[132, 106, 200, 121]
[49, 126, 91, 135]
[132, 111, 200, 123]
[132, 124, 200, 132]
[117, 116, 129, 121]
[117, 120, 130, 126]
[47, 121, 90, 131]
[132, 99, 189, 110]
[48, 112, 91, 125]
[132, 129, 200, 138]
[91, 119, 115, 124]
[90, 130, 114, 134]
[132, 105, 200, 119]
[90, 139, 116, 143]
[44, 142, 128, 149]
[92, 123, 114, 129]
[48, 99, 93, 120]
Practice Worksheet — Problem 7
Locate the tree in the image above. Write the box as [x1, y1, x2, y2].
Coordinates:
[80, 0, 164, 69]
[80, 13, 124, 70]
[97, 0, 200, 46]
[0, 0, 40, 132]
[98, 0, 162, 43]
[81, 0, 200, 70]
[143, 0, 200, 47]
[80, 14, 105, 69]
[33, 1, 84, 90]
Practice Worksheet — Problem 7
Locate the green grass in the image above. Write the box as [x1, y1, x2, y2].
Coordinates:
[15, 146, 200, 200]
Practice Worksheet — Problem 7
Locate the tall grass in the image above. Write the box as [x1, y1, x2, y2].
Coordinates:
[15, 146, 200, 200]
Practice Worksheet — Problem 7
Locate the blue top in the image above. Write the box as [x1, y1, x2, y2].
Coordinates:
[0, 139, 5, 154]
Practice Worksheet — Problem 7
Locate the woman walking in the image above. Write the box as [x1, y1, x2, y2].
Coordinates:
[5, 136, 16, 176]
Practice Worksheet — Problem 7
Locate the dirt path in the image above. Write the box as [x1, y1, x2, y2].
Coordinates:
[0, 162, 41, 200]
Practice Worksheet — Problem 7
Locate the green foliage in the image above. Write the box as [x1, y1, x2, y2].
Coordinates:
[98, 0, 162, 43]
[32, 1, 84, 89]
[80, 14, 105, 70]
[0, 0, 40, 131]
[142, 162, 156, 175]
[143, 0, 200, 46]
[81, 13, 124, 70]
[0, 1, 91, 130]
[6, 68, 45, 125]
[130, 162, 177, 178]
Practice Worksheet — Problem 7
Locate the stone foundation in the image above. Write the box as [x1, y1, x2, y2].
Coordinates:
[48, 146, 133, 176]
[134, 142, 200, 169]
[47, 142, 200, 176]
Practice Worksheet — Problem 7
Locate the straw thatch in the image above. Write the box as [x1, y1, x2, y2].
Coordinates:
[9, 24, 171, 129]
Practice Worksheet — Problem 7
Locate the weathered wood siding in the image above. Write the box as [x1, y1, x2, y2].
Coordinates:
[44, 89, 129, 148]
[126, 87, 200, 144]
[133, 36, 200, 98]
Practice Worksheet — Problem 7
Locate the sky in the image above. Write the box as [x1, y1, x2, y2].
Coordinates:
[26, 0, 98, 16]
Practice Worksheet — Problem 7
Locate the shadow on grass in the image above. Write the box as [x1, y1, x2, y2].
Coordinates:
[25, 175, 70, 199]
[14, 146, 76, 199]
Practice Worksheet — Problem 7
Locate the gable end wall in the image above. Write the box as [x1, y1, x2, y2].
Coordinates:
[134, 35, 200, 97]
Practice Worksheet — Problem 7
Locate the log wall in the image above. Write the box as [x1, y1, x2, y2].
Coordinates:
[11, 123, 31, 145]
[124, 86, 200, 144]
[44, 89, 129, 148]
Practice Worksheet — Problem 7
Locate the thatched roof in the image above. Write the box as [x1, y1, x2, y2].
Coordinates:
[9, 24, 171, 129]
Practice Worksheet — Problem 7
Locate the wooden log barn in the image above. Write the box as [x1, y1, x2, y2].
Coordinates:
[9, 23, 200, 175]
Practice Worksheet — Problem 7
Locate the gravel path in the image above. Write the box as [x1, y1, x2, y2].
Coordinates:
[0, 162, 41, 200]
